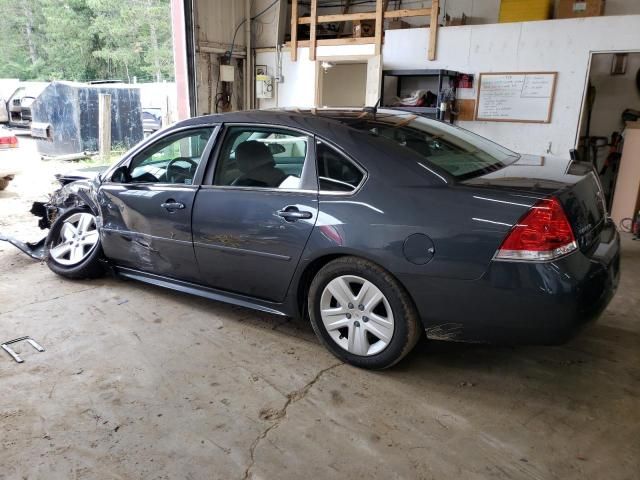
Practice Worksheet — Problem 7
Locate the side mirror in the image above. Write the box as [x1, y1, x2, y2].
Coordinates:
[111, 165, 130, 184]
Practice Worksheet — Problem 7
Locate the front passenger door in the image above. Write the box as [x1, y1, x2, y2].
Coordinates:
[98, 127, 216, 282]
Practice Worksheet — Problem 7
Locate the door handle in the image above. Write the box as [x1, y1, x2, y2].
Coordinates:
[277, 207, 313, 221]
[161, 200, 185, 211]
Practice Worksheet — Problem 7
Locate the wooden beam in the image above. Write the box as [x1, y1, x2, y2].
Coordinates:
[298, 8, 431, 24]
[375, 0, 383, 55]
[309, 0, 317, 61]
[384, 8, 431, 19]
[98, 94, 112, 161]
[339, 0, 353, 36]
[428, 0, 439, 61]
[288, 37, 374, 48]
[298, 12, 376, 24]
[290, 0, 297, 61]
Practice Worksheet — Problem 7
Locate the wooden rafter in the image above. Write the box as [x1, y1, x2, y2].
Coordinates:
[309, 0, 318, 60]
[290, 0, 298, 61]
[297, 8, 432, 24]
[290, 1, 439, 61]
[428, 0, 439, 61]
[375, 0, 384, 55]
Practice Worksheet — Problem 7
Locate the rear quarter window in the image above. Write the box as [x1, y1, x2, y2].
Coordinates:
[316, 141, 364, 193]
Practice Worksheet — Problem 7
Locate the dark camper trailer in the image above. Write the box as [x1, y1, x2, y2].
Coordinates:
[30, 81, 144, 158]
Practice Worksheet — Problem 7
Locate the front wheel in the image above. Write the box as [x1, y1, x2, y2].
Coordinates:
[46, 207, 105, 279]
[308, 257, 421, 369]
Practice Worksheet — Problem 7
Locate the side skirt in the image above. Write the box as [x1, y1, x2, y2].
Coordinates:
[114, 266, 290, 317]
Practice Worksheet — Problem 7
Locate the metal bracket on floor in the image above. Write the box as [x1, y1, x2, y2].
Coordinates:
[1, 336, 45, 363]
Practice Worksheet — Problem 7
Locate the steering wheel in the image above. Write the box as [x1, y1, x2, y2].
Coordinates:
[165, 157, 198, 183]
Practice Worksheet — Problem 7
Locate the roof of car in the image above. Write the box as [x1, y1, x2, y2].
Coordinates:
[174, 108, 426, 133]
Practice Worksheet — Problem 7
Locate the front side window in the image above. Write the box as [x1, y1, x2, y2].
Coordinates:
[214, 127, 309, 189]
[316, 141, 364, 193]
[115, 128, 213, 184]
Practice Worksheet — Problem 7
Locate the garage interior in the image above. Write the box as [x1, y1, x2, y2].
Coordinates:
[1, 0, 640, 479]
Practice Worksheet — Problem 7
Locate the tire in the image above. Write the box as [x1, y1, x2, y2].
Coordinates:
[308, 257, 421, 369]
[46, 207, 105, 279]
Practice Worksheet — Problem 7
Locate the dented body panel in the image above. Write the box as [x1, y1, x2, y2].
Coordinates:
[98, 183, 201, 283]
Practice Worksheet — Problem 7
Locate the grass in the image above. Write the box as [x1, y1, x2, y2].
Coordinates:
[79, 145, 127, 168]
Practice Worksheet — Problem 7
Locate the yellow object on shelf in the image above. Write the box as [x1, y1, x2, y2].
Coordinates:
[499, 0, 554, 23]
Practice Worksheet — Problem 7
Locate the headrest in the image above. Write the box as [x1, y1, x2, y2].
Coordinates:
[235, 140, 275, 173]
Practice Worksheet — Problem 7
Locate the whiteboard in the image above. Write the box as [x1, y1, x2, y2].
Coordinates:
[475, 72, 557, 123]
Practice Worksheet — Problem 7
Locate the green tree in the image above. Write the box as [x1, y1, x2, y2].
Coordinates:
[0, 0, 174, 82]
[0, 0, 46, 78]
[87, 0, 173, 82]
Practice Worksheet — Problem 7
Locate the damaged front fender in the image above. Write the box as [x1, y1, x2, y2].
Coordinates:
[1, 177, 102, 260]
[39, 179, 101, 229]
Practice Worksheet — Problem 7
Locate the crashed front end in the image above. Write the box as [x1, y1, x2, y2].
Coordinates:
[2, 175, 101, 260]
[32, 179, 98, 230]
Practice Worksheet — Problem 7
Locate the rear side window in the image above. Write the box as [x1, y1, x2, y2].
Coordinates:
[332, 113, 520, 181]
[316, 141, 364, 193]
[214, 126, 309, 189]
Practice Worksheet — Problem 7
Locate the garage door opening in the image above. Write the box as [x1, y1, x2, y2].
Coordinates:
[318, 62, 367, 108]
[578, 51, 640, 228]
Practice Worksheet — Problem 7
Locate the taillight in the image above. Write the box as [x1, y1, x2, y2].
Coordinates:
[495, 197, 577, 261]
[0, 135, 18, 147]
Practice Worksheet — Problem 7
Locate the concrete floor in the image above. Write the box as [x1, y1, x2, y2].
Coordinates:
[1, 138, 639, 479]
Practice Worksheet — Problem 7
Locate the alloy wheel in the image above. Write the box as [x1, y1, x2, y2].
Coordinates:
[320, 275, 395, 356]
[49, 212, 100, 266]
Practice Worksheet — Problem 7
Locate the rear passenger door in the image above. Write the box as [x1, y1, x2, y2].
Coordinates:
[192, 125, 318, 302]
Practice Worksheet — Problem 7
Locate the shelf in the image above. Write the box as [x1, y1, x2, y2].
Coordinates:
[382, 69, 459, 77]
[385, 106, 438, 114]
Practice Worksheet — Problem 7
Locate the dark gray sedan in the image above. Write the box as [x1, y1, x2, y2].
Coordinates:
[26, 109, 620, 369]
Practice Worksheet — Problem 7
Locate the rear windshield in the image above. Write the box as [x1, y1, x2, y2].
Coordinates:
[328, 111, 520, 181]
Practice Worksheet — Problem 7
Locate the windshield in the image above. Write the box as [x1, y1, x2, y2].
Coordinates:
[325, 111, 520, 181]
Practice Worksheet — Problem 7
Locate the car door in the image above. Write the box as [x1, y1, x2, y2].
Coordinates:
[192, 124, 318, 302]
[98, 125, 218, 282]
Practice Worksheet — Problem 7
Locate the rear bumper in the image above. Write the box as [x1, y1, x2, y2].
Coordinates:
[403, 222, 621, 344]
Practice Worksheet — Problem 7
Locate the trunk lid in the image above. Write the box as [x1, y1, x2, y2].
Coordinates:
[463, 154, 606, 252]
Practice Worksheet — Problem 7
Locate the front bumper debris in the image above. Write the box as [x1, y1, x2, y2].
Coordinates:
[0, 232, 46, 260]
[0, 201, 54, 260]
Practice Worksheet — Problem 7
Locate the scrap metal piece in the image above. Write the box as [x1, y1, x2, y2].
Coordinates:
[0, 232, 47, 260]
[1, 336, 45, 363]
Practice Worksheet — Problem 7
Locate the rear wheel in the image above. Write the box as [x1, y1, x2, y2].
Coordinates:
[308, 257, 421, 369]
[46, 207, 104, 279]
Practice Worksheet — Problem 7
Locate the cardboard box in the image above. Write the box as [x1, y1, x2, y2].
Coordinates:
[557, 0, 605, 18]
[444, 13, 467, 26]
[385, 19, 410, 30]
[499, 0, 553, 23]
[353, 19, 375, 38]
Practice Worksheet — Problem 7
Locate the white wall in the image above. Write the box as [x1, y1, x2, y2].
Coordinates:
[383, 15, 640, 157]
[256, 43, 380, 109]
[278, 48, 317, 108]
